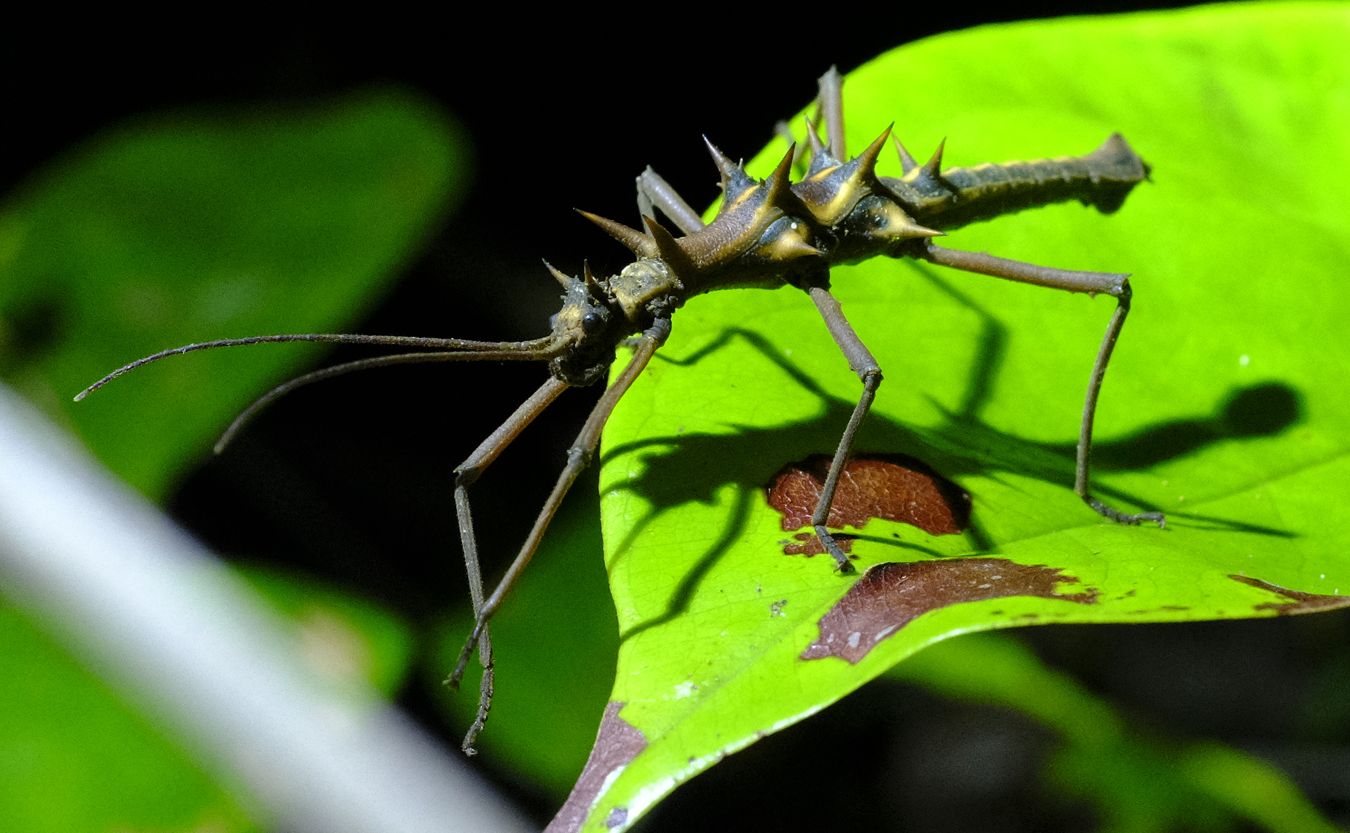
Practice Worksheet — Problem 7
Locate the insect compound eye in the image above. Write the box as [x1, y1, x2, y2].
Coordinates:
[581, 310, 607, 335]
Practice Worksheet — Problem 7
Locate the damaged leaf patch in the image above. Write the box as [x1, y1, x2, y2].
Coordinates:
[585, 9, 1350, 832]
[802, 559, 1099, 663]
[765, 453, 971, 555]
[546, 702, 646, 833]
[1229, 575, 1350, 614]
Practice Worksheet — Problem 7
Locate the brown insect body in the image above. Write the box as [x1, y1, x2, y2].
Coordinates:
[79, 69, 1163, 755]
[549, 125, 1148, 387]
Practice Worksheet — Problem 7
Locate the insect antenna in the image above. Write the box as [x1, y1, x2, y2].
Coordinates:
[80, 322, 576, 755]
[213, 343, 561, 453]
[78, 330, 566, 454]
[74, 332, 561, 401]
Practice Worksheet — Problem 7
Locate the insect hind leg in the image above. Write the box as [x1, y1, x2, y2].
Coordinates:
[1074, 281, 1166, 526]
[921, 243, 1166, 528]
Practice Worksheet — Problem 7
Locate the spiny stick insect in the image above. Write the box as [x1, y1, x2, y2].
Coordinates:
[78, 68, 1165, 754]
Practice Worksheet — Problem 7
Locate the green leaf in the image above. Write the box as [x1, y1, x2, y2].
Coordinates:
[0, 603, 257, 833]
[0, 89, 463, 832]
[0, 570, 418, 833]
[0, 89, 465, 497]
[241, 566, 418, 697]
[573, 4, 1350, 830]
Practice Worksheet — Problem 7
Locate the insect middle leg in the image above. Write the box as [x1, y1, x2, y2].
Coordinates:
[921, 243, 1165, 527]
[806, 284, 881, 571]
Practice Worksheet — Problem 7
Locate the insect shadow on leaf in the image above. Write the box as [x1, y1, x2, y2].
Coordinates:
[77, 67, 1165, 754]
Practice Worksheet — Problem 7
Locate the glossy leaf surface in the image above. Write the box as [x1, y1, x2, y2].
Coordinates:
[571, 5, 1350, 829]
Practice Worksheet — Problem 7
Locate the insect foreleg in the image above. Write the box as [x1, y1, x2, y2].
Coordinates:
[450, 375, 570, 753]
[807, 285, 882, 572]
[448, 318, 672, 744]
[920, 243, 1166, 527]
[636, 168, 705, 234]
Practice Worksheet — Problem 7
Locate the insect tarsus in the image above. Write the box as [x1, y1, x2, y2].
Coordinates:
[78, 66, 1164, 755]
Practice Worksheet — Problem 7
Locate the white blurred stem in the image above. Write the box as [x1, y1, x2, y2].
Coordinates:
[0, 384, 532, 833]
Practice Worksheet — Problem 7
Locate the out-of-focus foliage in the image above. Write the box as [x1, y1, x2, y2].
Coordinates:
[0, 89, 462, 833]
[1, 89, 463, 497]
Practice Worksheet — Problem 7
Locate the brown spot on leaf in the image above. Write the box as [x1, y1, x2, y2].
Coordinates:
[546, 701, 646, 833]
[801, 558, 1099, 663]
[1229, 575, 1350, 614]
[766, 454, 969, 555]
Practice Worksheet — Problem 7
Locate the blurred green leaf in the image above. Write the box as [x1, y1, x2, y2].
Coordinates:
[0, 568, 418, 833]
[0, 602, 260, 833]
[0, 89, 463, 833]
[897, 634, 1339, 833]
[579, 4, 1350, 829]
[0, 89, 465, 497]
[241, 566, 417, 696]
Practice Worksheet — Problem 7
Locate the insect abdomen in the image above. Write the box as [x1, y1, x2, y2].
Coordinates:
[888, 133, 1149, 231]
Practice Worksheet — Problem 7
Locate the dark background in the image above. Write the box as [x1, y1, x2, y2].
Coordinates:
[10, 6, 1346, 831]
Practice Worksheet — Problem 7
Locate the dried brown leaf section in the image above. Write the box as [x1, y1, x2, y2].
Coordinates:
[766, 453, 970, 555]
[802, 558, 1099, 663]
[546, 702, 647, 833]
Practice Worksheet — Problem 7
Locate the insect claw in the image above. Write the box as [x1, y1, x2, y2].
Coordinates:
[577, 209, 655, 257]
[891, 135, 919, 174]
[815, 526, 854, 572]
[460, 661, 495, 756]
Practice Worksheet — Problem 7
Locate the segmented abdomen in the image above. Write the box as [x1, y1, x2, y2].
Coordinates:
[888, 133, 1149, 231]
